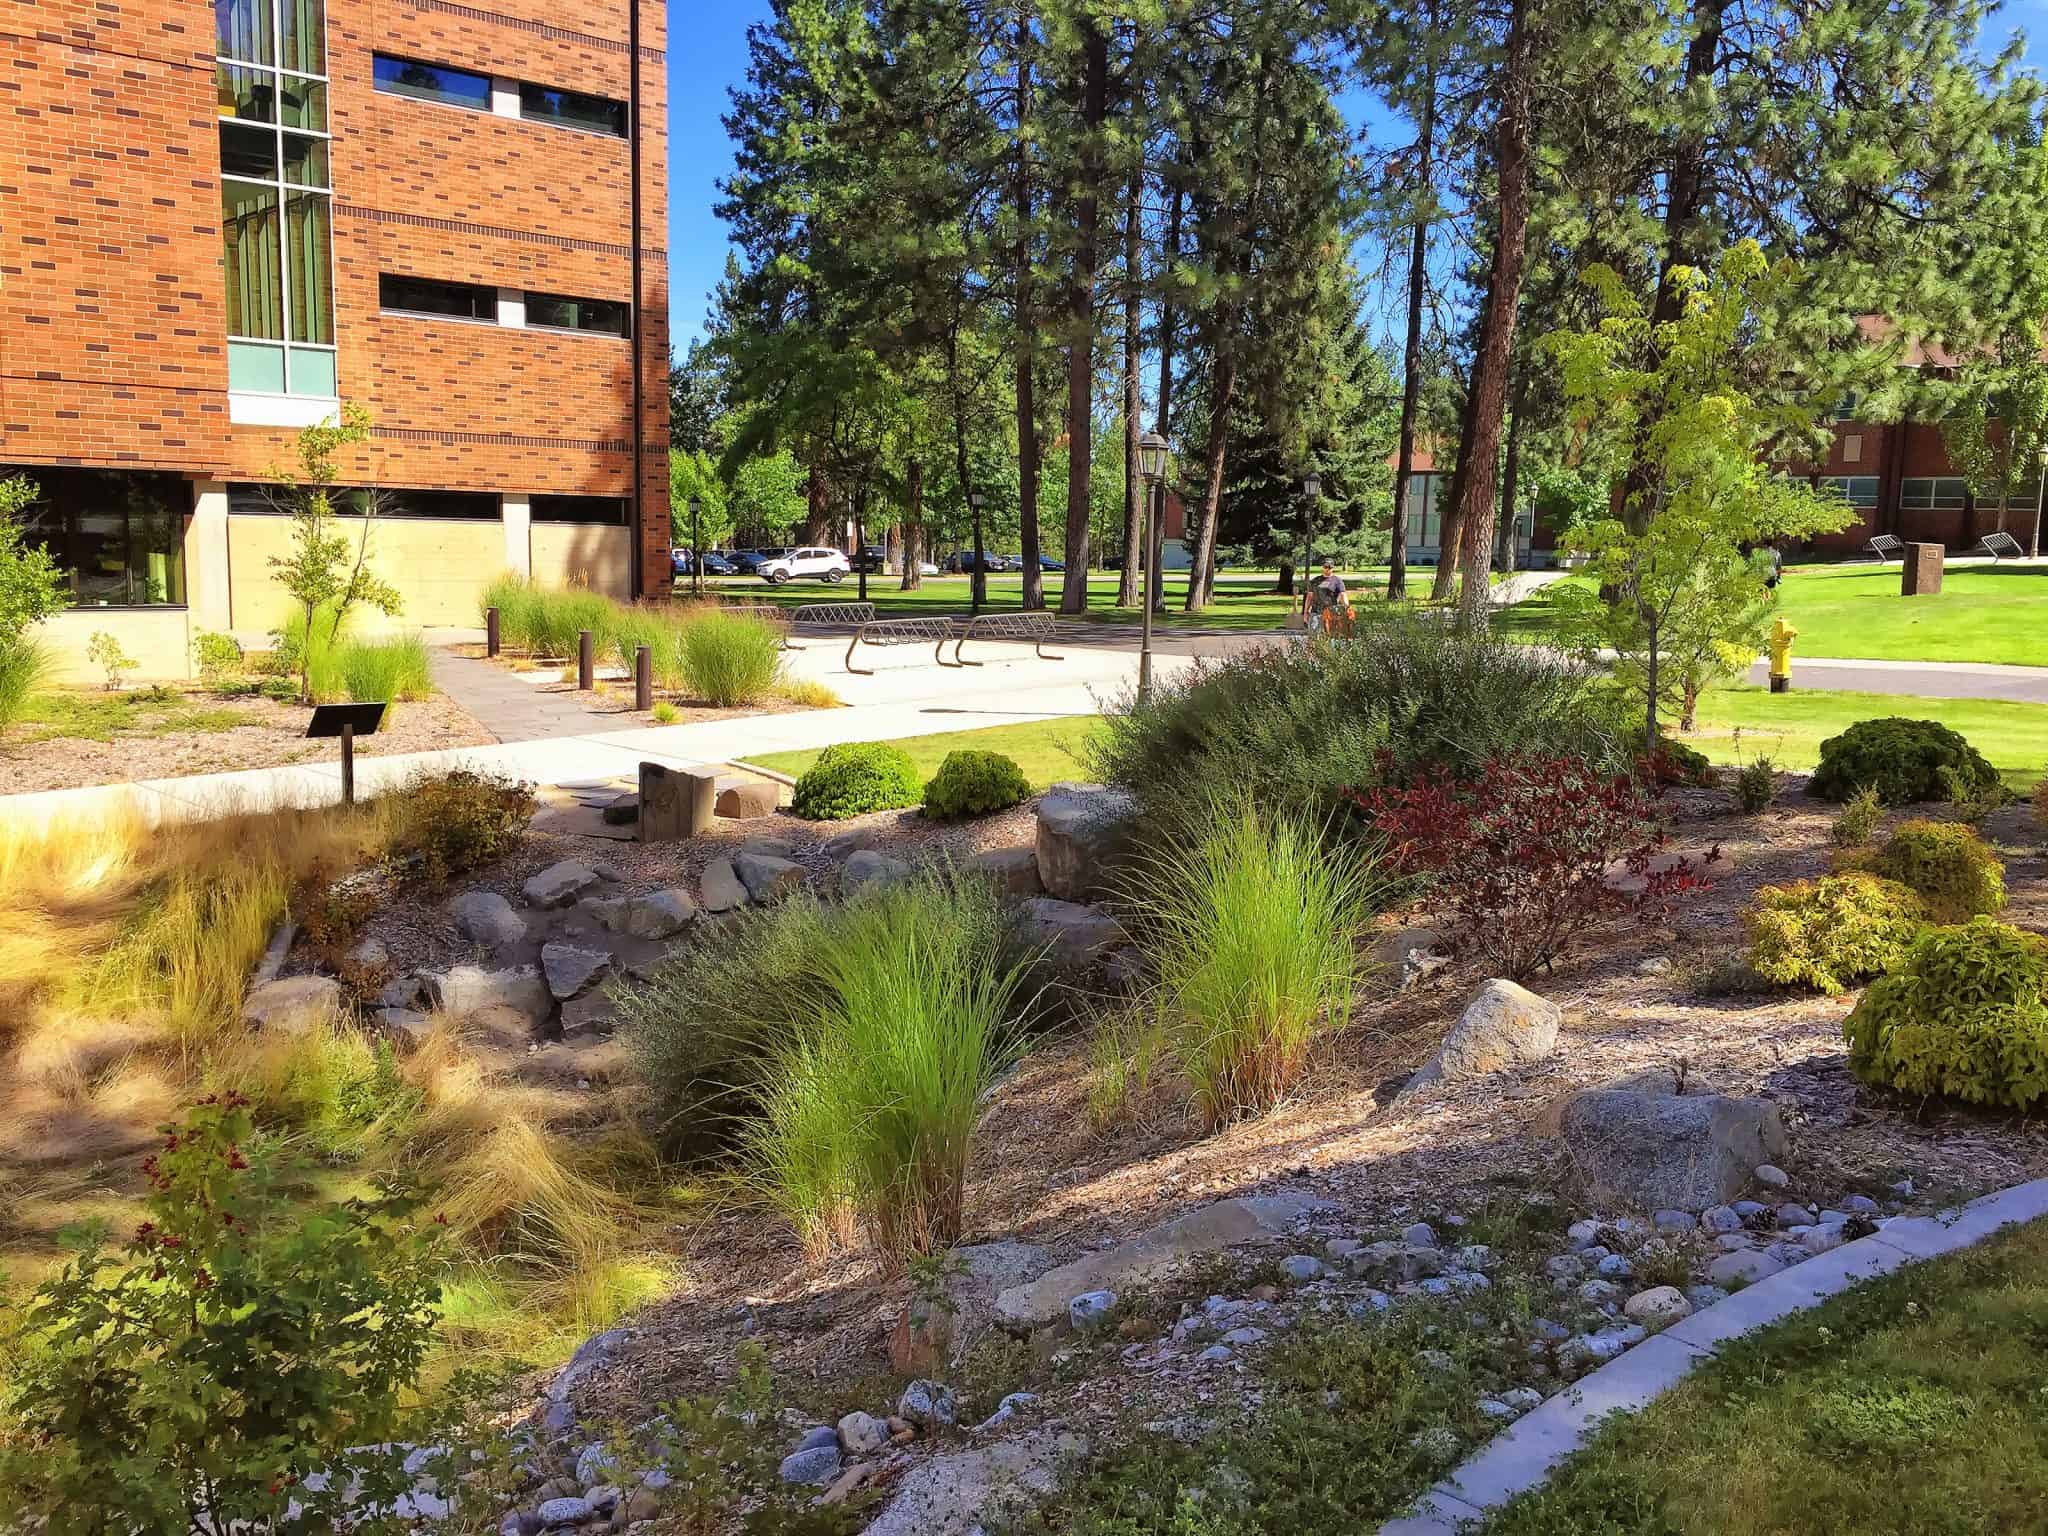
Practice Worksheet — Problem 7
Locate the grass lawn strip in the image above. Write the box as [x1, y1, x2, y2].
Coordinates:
[740, 715, 1101, 790]
[1466, 1197, 2048, 1536]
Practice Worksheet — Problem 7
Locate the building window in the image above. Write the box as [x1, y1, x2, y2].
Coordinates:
[372, 55, 492, 110]
[526, 291, 629, 337]
[380, 273, 498, 322]
[4, 466, 189, 607]
[227, 483, 501, 520]
[1900, 476, 1969, 511]
[1819, 476, 1879, 509]
[518, 82, 627, 137]
[218, 0, 334, 397]
[1405, 472, 1445, 557]
[531, 495, 629, 525]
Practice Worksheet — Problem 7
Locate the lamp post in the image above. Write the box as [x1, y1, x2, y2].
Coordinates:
[1138, 431, 1171, 700]
[688, 495, 703, 599]
[967, 486, 987, 614]
[1299, 472, 1320, 601]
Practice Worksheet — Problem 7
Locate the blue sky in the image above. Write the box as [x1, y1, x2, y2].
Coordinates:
[664, 0, 2048, 354]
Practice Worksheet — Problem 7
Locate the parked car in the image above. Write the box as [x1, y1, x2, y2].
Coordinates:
[943, 549, 1005, 574]
[671, 548, 736, 576]
[759, 546, 851, 584]
[727, 547, 785, 576]
[917, 558, 940, 576]
[851, 545, 889, 573]
[1036, 554, 1065, 572]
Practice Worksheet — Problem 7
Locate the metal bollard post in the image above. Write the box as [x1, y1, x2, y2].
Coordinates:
[486, 606, 500, 658]
[577, 629, 594, 690]
[635, 644, 652, 711]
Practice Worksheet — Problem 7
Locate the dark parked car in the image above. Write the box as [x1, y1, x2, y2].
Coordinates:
[851, 545, 888, 573]
[672, 548, 736, 576]
[1036, 554, 1065, 572]
[943, 549, 1009, 574]
[727, 547, 788, 576]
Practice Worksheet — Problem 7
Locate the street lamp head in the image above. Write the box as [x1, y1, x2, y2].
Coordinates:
[1303, 473, 1321, 501]
[967, 487, 985, 512]
[1138, 430, 1171, 484]
[688, 496, 702, 517]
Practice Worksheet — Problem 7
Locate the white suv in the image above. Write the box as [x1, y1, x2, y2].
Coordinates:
[759, 546, 850, 584]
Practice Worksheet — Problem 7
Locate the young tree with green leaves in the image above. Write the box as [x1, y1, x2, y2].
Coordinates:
[1547, 243, 1854, 751]
[0, 473, 68, 642]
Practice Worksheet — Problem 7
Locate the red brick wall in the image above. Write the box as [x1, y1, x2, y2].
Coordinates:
[1, 0, 670, 593]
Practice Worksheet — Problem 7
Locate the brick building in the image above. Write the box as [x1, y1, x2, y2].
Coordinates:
[1, 0, 669, 680]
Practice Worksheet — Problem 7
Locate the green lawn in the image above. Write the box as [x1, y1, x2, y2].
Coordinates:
[1687, 685, 2048, 788]
[1501, 562, 2048, 667]
[741, 716, 1101, 789]
[1482, 1216, 2048, 1536]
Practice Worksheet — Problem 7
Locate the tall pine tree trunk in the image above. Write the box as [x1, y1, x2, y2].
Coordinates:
[1388, 49, 1435, 604]
[1119, 170, 1143, 607]
[1429, 279, 1484, 604]
[1152, 183, 1180, 613]
[1453, 0, 1535, 623]
[1060, 21, 1109, 614]
[1015, 8, 1044, 610]
[1496, 370, 1527, 573]
[1184, 349, 1237, 611]
[804, 462, 831, 544]
[901, 458, 924, 589]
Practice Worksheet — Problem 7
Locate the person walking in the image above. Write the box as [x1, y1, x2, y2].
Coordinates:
[1301, 559, 1352, 636]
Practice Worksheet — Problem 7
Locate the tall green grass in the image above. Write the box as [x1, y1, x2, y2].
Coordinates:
[680, 608, 783, 706]
[477, 574, 615, 658]
[0, 632, 51, 729]
[1126, 797, 1386, 1127]
[279, 603, 433, 703]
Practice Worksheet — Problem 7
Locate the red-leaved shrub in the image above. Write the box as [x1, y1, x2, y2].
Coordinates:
[1354, 754, 1707, 979]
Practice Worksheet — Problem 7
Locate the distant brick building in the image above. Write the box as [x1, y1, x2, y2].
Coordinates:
[1, 0, 669, 679]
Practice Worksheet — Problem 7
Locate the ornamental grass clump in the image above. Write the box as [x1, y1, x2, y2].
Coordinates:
[678, 608, 784, 706]
[1743, 873, 1926, 993]
[1844, 917, 2048, 1111]
[1125, 797, 1384, 1128]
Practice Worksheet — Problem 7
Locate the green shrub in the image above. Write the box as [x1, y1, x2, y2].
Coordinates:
[0, 630, 50, 728]
[86, 628, 137, 690]
[383, 770, 535, 884]
[0, 1096, 443, 1534]
[679, 608, 783, 706]
[192, 630, 245, 687]
[1124, 796, 1386, 1127]
[791, 741, 923, 820]
[1858, 818, 2005, 923]
[1743, 873, 1926, 993]
[1809, 717, 2000, 805]
[1832, 786, 1884, 847]
[1844, 918, 2048, 1111]
[922, 749, 1031, 820]
[1735, 755, 1776, 814]
[1087, 612, 1630, 831]
[1645, 734, 1717, 788]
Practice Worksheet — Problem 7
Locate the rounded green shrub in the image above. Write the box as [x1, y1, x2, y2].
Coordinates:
[1844, 917, 2048, 1111]
[922, 749, 1031, 821]
[1862, 818, 2005, 923]
[1809, 717, 1999, 805]
[1742, 873, 1925, 993]
[1646, 735, 1717, 788]
[791, 742, 923, 820]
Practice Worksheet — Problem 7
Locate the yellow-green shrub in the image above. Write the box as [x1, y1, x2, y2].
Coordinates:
[1743, 874, 1925, 993]
[1857, 819, 2005, 924]
[1844, 918, 2048, 1111]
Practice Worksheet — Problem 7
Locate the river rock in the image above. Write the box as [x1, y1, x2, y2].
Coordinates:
[241, 975, 341, 1033]
[1405, 979, 1561, 1091]
[540, 943, 612, 1001]
[1622, 1286, 1693, 1325]
[451, 889, 527, 950]
[523, 861, 601, 909]
[842, 850, 912, 895]
[421, 964, 551, 1025]
[699, 857, 749, 912]
[734, 851, 804, 904]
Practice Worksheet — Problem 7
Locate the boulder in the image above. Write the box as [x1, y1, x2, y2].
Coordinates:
[346, 935, 391, 972]
[1405, 979, 1561, 1092]
[734, 851, 805, 903]
[589, 888, 696, 940]
[1034, 782, 1140, 902]
[1549, 1083, 1789, 1213]
[1622, 1286, 1693, 1326]
[241, 975, 341, 1033]
[523, 861, 601, 910]
[421, 964, 552, 1025]
[541, 942, 613, 1001]
[897, 1379, 957, 1430]
[965, 846, 1043, 900]
[699, 857, 749, 913]
[858, 1430, 1086, 1536]
[374, 1007, 433, 1048]
[715, 779, 779, 820]
[842, 849, 912, 896]
[838, 1412, 888, 1455]
[778, 1446, 841, 1486]
[451, 889, 527, 951]
[1013, 897, 1127, 972]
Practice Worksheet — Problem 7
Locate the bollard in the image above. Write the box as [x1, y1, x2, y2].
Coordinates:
[635, 644, 652, 711]
[577, 628, 594, 690]
[486, 606, 501, 658]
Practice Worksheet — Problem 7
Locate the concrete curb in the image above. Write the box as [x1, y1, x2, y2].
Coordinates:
[1377, 1177, 2048, 1535]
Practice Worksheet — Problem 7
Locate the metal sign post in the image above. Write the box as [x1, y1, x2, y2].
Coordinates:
[305, 702, 388, 806]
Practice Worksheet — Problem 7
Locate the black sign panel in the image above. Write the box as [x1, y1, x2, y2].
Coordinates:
[304, 702, 388, 739]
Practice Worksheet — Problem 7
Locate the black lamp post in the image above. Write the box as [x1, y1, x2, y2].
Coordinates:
[967, 486, 987, 614]
[1300, 472, 1320, 602]
[688, 495, 703, 599]
[1138, 430, 1172, 700]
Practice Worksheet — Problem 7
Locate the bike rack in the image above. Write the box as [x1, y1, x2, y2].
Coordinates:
[786, 601, 878, 650]
[845, 615, 963, 675]
[952, 610, 1064, 667]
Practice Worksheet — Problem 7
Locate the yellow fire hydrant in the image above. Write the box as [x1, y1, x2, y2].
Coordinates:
[1769, 615, 1797, 694]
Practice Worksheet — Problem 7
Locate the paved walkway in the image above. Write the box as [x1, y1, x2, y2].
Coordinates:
[428, 648, 627, 741]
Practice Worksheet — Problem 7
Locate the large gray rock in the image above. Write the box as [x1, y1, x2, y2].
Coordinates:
[421, 964, 552, 1025]
[1405, 979, 1561, 1092]
[451, 889, 527, 951]
[1034, 782, 1140, 902]
[841, 849, 912, 896]
[541, 942, 613, 1001]
[242, 975, 341, 1032]
[699, 857, 748, 912]
[590, 888, 696, 940]
[859, 1431, 1086, 1536]
[523, 861, 601, 910]
[995, 1192, 1323, 1328]
[1550, 1084, 1790, 1214]
[734, 851, 804, 904]
[1013, 897, 1127, 972]
[966, 846, 1043, 900]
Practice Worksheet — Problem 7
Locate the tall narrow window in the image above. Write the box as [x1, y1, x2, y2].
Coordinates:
[218, 0, 334, 396]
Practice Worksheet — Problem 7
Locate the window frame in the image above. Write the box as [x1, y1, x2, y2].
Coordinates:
[218, 0, 336, 399]
[524, 290, 631, 338]
[1900, 476, 1969, 512]
[530, 494, 630, 526]
[1819, 475, 1880, 510]
[370, 54, 493, 112]
[6, 466, 191, 609]
[516, 80, 628, 138]
[378, 272, 500, 325]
